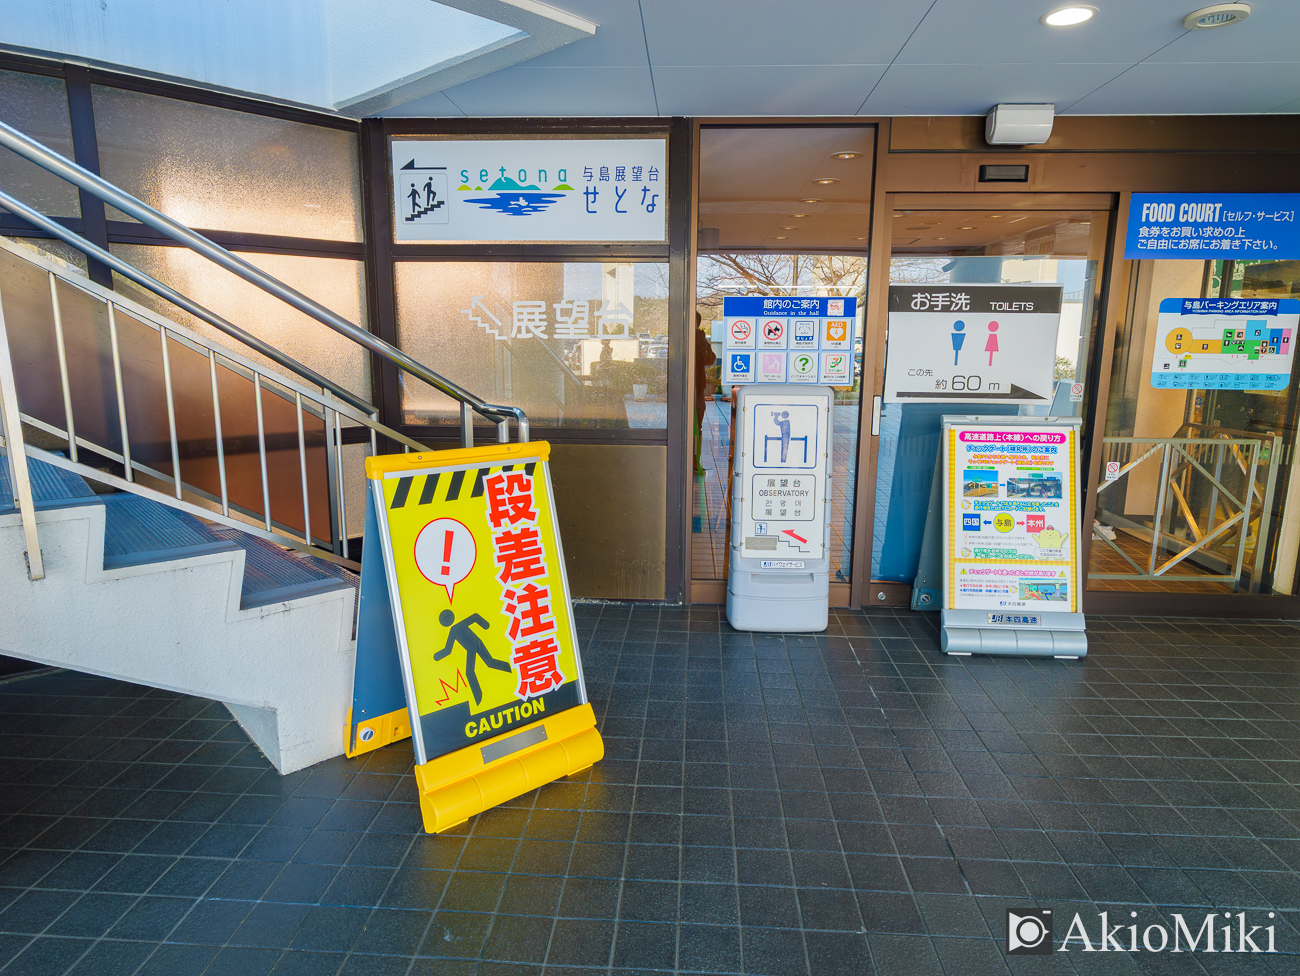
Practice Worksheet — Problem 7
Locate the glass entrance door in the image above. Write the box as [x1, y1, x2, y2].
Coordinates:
[1092, 257, 1300, 597]
[691, 124, 875, 599]
[869, 201, 1112, 591]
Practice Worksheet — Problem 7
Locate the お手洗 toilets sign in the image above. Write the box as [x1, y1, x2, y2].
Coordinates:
[884, 285, 1062, 404]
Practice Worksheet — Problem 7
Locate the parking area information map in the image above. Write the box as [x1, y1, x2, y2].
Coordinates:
[1152, 297, 1299, 391]
[944, 423, 1080, 614]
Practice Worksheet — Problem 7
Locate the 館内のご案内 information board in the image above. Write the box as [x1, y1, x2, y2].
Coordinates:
[722, 296, 857, 386]
[1152, 297, 1298, 392]
[366, 443, 602, 832]
[944, 423, 1081, 614]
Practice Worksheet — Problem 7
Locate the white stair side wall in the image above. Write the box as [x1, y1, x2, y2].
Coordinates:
[0, 503, 356, 774]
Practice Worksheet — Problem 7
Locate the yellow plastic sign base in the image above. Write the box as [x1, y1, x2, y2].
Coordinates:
[414, 702, 603, 834]
[343, 707, 412, 759]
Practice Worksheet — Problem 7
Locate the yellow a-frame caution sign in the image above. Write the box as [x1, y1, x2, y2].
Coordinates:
[365, 442, 602, 833]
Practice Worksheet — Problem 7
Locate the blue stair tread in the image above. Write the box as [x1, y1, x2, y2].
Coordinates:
[101, 494, 221, 557]
[0, 454, 96, 512]
[209, 527, 358, 605]
[3, 459, 359, 614]
[100, 496, 357, 609]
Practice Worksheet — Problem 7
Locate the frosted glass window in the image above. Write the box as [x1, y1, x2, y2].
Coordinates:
[0, 70, 79, 217]
[395, 261, 671, 429]
[93, 86, 361, 241]
[109, 245, 371, 401]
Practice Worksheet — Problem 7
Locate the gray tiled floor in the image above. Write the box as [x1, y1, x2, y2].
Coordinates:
[3, 607, 1300, 975]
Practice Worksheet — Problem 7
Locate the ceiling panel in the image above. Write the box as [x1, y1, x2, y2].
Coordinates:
[378, 89, 466, 117]
[1145, 0, 1300, 62]
[890, 210, 1101, 257]
[699, 125, 875, 250]
[428, 65, 659, 116]
[1066, 61, 1300, 115]
[521, 0, 651, 68]
[860, 63, 1127, 116]
[893, 0, 1191, 65]
[654, 65, 887, 116]
[639, 0, 927, 67]
[378, 0, 1300, 117]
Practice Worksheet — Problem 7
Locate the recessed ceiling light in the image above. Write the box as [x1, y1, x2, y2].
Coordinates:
[1041, 4, 1097, 26]
[774, 236, 789, 240]
[832, 152, 862, 159]
[813, 179, 839, 185]
[789, 213, 809, 218]
[958, 226, 976, 230]
[934, 236, 948, 240]
[781, 226, 798, 230]
[989, 214, 1002, 218]
[1184, 3, 1250, 28]
[801, 198, 821, 204]
[854, 236, 868, 240]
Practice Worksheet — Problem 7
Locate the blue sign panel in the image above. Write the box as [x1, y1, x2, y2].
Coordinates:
[723, 296, 857, 317]
[1126, 194, 1300, 259]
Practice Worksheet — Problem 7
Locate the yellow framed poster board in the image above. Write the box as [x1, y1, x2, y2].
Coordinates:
[938, 417, 1087, 657]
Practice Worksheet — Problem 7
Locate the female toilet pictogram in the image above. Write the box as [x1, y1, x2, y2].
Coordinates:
[985, 321, 1000, 366]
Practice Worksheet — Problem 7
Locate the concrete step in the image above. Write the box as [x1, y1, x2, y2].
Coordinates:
[0, 454, 362, 773]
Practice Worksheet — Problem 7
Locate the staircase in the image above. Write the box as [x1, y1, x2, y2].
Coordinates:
[0, 120, 528, 774]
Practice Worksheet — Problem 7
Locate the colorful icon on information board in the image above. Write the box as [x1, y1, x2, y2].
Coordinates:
[725, 351, 754, 384]
[789, 352, 817, 383]
[819, 352, 850, 385]
[759, 318, 788, 349]
[758, 352, 787, 383]
[823, 319, 851, 350]
[792, 319, 817, 348]
[726, 317, 755, 348]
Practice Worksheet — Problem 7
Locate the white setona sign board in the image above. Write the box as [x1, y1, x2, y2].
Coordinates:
[392, 138, 667, 243]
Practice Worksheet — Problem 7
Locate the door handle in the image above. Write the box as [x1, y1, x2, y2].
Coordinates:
[870, 395, 882, 436]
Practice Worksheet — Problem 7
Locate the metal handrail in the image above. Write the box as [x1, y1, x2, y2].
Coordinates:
[1092, 434, 1276, 591]
[0, 188, 373, 415]
[0, 119, 528, 444]
[0, 236, 432, 568]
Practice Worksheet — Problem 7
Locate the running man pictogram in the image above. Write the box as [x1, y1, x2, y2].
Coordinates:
[434, 610, 512, 705]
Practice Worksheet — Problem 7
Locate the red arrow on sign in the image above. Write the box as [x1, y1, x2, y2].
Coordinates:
[782, 530, 808, 544]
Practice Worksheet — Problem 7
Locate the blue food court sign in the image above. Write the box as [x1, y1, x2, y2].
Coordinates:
[1126, 193, 1300, 260]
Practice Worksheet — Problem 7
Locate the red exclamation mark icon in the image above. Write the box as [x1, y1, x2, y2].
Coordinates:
[441, 530, 454, 577]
